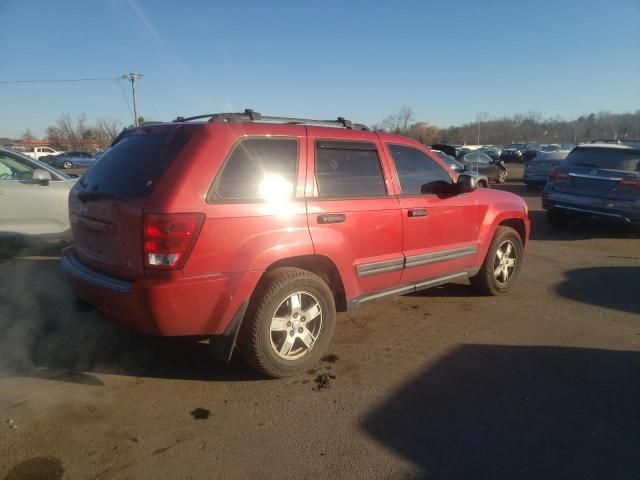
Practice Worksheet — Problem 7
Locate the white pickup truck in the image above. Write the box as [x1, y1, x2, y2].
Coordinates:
[23, 146, 64, 160]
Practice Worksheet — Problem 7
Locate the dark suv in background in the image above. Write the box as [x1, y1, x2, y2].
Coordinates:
[543, 143, 640, 227]
[500, 143, 527, 162]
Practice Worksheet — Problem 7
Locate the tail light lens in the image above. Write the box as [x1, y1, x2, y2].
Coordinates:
[143, 213, 205, 270]
[620, 177, 640, 189]
[549, 169, 570, 181]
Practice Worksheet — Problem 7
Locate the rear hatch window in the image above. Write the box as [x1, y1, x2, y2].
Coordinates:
[79, 132, 178, 198]
[563, 148, 640, 172]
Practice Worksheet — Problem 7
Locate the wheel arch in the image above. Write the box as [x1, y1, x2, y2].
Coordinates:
[498, 218, 527, 247]
[263, 254, 348, 312]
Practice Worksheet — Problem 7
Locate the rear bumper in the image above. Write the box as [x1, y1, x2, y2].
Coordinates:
[542, 192, 640, 223]
[61, 251, 260, 336]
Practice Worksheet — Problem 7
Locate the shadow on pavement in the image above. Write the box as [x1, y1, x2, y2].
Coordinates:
[492, 182, 542, 199]
[0, 254, 262, 385]
[363, 345, 640, 479]
[556, 266, 640, 315]
[407, 282, 482, 298]
[527, 210, 640, 242]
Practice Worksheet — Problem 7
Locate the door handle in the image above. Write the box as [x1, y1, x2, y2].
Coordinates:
[408, 209, 428, 217]
[317, 214, 345, 224]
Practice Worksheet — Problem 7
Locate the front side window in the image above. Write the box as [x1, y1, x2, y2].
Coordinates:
[464, 152, 492, 164]
[388, 144, 452, 195]
[0, 150, 35, 180]
[213, 138, 298, 200]
[315, 141, 387, 197]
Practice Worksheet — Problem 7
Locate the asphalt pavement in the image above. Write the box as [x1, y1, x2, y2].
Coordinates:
[1, 164, 639, 479]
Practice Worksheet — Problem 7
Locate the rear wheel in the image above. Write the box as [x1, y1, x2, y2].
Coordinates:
[497, 169, 507, 183]
[238, 267, 336, 378]
[547, 208, 570, 228]
[470, 226, 523, 296]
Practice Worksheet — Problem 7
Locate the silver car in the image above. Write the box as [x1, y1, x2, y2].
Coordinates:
[523, 149, 571, 189]
[0, 147, 77, 242]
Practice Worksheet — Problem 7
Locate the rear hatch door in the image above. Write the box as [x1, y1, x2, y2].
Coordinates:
[552, 147, 640, 201]
[69, 127, 190, 280]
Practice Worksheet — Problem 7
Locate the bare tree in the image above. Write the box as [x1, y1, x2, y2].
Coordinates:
[45, 114, 123, 150]
[95, 118, 123, 147]
[21, 129, 35, 149]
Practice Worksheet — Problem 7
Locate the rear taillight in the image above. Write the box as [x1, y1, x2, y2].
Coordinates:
[143, 213, 205, 270]
[548, 169, 570, 181]
[620, 177, 640, 189]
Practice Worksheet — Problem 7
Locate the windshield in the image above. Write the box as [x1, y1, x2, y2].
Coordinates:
[564, 148, 640, 172]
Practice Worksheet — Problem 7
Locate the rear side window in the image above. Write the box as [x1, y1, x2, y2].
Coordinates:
[565, 148, 640, 172]
[388, 144, 452, 195]
[80, 133, 184, 198]
[315, 141, 387, 197]
[213, 138, 298, 200]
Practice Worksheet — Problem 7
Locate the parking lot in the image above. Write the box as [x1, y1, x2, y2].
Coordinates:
[1, 165, 638, 479]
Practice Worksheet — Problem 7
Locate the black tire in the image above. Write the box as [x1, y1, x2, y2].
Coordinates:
[525, 183, 538, 191]
[479, 180, 488, 188]
[237, 267, 336, 378]
[547, 208, 570, 228]
[470, 226, 524, 296]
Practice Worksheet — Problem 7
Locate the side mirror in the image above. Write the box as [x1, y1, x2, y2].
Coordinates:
[421, 180, 453, 195]
[456, 173, 478, 193]
[32, 168, 52, 185]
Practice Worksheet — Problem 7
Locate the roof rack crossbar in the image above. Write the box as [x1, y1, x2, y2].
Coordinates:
[172, 109, 368, 130]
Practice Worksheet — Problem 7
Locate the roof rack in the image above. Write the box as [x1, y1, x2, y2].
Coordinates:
[172, 109, 369, 131]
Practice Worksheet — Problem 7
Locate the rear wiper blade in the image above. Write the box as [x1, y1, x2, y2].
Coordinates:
[77, 191, 127, 202]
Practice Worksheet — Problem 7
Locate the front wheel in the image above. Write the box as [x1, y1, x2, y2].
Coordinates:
[470, 226, 523, 295]
[497, 169, 507, 183]
[237, 267, 336, 378]
[62, 160, 73, 169]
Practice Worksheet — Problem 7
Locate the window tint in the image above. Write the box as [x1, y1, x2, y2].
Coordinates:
[80, 132, 187, 199]
[0, 150, 35, 180]
[388, 144, 452, 194]
[315, 143, 386, 197]
[564, 148, 640, 172]
[213, 138, 298, 200]
[464, 152, 492, 164]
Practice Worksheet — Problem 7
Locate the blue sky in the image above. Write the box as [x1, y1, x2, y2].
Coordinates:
[1, 0, 639, 138]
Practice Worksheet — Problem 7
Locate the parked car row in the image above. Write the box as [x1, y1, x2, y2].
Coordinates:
[501, 143, 575, 163]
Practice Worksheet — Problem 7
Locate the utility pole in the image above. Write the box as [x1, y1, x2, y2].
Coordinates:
[122, 73, 143, 126]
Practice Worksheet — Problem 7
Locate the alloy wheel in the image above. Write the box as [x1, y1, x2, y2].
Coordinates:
[269, 291, 323, 360]
[493, 240, 517, 285]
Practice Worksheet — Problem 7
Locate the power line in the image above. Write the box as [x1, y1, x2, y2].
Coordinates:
[0, 77, 119, 84]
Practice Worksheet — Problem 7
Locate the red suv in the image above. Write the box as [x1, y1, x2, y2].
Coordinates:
[62, 110, 530, 377]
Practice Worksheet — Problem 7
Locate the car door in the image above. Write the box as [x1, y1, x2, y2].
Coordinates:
[0, 150, 72, 236]
[385, 143, 482, 286]
[305, 128, 403, 303]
